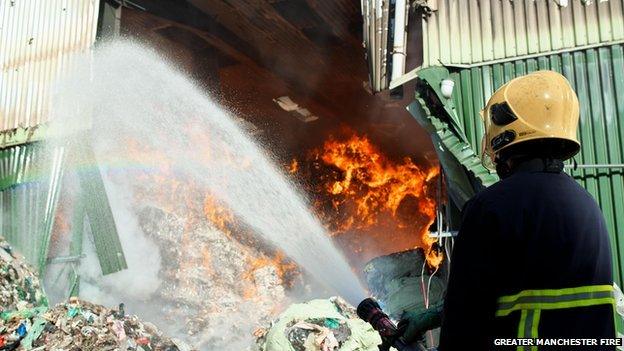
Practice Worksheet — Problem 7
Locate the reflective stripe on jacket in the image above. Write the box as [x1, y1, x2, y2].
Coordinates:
[496, 285, 615, 351]
[438, 159, 615, 351]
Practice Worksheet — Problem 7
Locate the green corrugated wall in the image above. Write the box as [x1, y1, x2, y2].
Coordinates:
[0, 140, 127, 279]
[449, 44, 624, 285]
[0, 143, 66, 273]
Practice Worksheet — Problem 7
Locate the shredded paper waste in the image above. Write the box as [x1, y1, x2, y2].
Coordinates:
[0, 237, 193, 351]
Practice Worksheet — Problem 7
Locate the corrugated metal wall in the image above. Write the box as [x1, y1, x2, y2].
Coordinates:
[0, 1, 104, 276]
[0, 143, 66, 272]
[449, 44, 624, 285]
[0, 0, 99, 131]
[422, 0, 624, 67]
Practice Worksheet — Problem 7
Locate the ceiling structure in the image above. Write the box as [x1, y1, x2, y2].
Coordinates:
[117, 0, 434, 163]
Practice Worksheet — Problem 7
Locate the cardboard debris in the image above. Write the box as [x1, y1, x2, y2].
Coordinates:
[257, 297, 381, 351]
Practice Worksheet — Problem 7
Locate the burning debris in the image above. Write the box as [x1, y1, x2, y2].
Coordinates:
[52, 130, 306, 348]
[294, 131, 441, 266]
[256, 297, 381, 351]
[136, 206, 295, 347]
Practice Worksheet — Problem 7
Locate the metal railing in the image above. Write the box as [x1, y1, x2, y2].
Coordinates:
[565, 163, 624, 170]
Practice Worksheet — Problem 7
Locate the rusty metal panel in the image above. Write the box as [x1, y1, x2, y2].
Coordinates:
[0, 0, 100, 132]
[422, 0, 624, 67]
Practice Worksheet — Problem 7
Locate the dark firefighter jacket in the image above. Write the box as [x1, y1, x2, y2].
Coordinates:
[438, 158, 615, 351]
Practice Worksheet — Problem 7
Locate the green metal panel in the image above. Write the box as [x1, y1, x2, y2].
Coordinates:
[75, 146, 127, 275]
[407, 67, 499, 200]
[451, 44, 624, 286]
[407, 99, 478, 208]
[421, 0, 624, 67]
[0, 143, 66, 273]
[0, 139, 127, 278]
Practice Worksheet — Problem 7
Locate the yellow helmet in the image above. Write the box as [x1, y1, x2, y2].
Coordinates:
[481, 70, 580, 168]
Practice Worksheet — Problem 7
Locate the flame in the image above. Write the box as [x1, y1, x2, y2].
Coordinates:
[103, 136, 298, 307]
[203, 195, 235, 234]
[244, 252, 298, 292]
[308, 132, 443, 267]
[288, 159, 299, 174]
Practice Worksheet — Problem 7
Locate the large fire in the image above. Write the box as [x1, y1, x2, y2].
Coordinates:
[52, 125, 442, 347]
[298, 132, 443, 267]
[107, 136, 299, 301]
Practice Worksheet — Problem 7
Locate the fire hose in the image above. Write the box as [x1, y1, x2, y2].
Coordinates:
[357, 298, 429, 351]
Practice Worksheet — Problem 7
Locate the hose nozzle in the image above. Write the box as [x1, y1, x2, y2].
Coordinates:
[357, 298, 414, 351]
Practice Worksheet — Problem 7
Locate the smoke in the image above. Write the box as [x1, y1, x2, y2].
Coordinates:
[44, 39, 366, 348]
[78, 175, 162, 306]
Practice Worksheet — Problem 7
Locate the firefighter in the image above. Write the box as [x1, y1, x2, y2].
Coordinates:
[438, 71, 616, 350]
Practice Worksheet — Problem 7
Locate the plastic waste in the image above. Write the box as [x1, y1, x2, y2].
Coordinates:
[257, 297, 381, 351]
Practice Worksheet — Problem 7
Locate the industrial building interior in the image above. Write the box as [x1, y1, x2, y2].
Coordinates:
[1, 0, 624, 350]
[117, 1, 435, 165]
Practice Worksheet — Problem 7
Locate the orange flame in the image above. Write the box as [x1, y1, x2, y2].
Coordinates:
[244, 252, 298, 292]
[309, 132, 443, 267]
[203, 195, 235, 234]
[288, 159, 299, 174]
[111, 136, 298, 305]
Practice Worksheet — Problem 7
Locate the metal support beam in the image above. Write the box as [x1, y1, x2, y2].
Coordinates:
[46, 254, 86, 264]
[73, 136, 127, 275]
[97, 0, 122, 41]
[0, 125, 48, 149]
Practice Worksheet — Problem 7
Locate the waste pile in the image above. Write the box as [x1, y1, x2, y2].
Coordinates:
[0, 236, 192, 351]
[0, 237, 47, 311]
[256, 297, 381, 351]
[0, 236, 47, 349]
[137, 206, 293, 349]
[25, 298, 191, 351]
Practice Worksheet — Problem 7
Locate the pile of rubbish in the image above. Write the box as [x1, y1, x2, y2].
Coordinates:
[256, 297, 381, 351]
[0, 237, 47, 349]
[137, 206, 292, 349]
[0, 236, 192, 351]
[0, 238, 47, 311]
[23, 298, 190, 350]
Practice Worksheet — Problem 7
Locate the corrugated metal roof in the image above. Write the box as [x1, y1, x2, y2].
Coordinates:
[407, 66, 498, 201]
[0, 0, 99, 132]
[407, 95, 492, 209]
[422, 0, 624, 67]
[449, 44, 624, 285]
